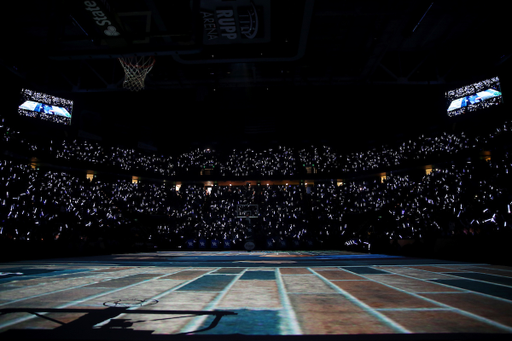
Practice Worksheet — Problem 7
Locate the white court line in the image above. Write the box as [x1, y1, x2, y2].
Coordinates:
[0, 268, 162, 308]
[414, 291, 470, 294]
[0, 268, 125, 295]
[370, 263, 488, 269]
[375, 307, 453, 311]
[309, 268, 411, 334]
[276, 268, 302, 335]
[286, 292, 353, 295]
[434, 274, 512, 289]
[365, 266, 512, 304]
[467, 265, 512, 274]
[444, 272, 512, 285]
[178, 268, 247, 334]
[94, 267, 223, 329]
[376, 264, 512, 284]
[0, 271, 182, 331]
[347, 271, 512, 333]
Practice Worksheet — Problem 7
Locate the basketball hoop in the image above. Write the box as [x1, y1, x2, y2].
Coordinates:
[118, 56, 156, 91]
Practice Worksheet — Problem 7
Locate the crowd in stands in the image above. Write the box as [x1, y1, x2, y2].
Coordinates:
[1, 112, 512, 262]
[298, 145, 338, 174]
[1, 152, 511, 256]
[2, 114, 512, 179]
[219, 146, 297, 177]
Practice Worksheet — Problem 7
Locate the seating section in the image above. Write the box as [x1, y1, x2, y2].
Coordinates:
[1, 114, 511, 261]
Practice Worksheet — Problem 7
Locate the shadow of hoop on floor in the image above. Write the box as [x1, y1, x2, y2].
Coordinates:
[103, 298, 159, 308]
[0, 307, 237, 339]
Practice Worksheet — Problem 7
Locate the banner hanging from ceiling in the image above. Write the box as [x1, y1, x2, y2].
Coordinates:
[199, 0, 271, 45]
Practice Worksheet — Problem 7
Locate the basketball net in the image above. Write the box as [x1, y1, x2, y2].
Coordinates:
[118, 56, 155, 91]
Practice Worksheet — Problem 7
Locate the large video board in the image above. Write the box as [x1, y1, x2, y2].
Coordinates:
[445, 77, 503, 117]
[18, 89, 73, 125]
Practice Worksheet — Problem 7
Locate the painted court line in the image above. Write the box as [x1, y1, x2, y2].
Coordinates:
[179, 268, 247, 334]
[0, 272, 174, 331]
[461, 269, 512, 279]
[372, 263, 486, 269]
[369, 266, 512, 304]
[442, 274, 512, 289]
[93, 268, 223, 329]
[375, 307, 453, 311]
[122, 268, 221, 307]
[0, 277, 111, 308]
[309, 268, 411, 334]
[2, 255, 512, 337]
[286, 292, 356, 295]
[276, 268, 302, 335]
[400, 265, 512, 286]
[467, 265, 512, 274]
[414, 291, 470, 294]
[351, 272, 512, 333]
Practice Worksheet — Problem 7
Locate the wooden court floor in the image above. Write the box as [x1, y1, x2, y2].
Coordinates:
[1, 251, 512, 340]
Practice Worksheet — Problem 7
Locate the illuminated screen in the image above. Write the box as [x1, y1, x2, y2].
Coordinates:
[445, 76, 503, 117]
[18, 89, 73, 125]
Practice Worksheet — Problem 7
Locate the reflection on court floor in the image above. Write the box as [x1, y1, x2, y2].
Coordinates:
[1, 251, 512, 339]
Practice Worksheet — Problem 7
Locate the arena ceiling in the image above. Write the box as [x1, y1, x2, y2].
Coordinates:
[3, 0, 510, 93]
[1, 1, 511, 151]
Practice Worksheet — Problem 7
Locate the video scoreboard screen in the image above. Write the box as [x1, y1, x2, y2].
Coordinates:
[445, 77, 503, 117]
[18, 89, 73, 126]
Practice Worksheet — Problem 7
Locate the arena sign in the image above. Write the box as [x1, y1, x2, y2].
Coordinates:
[199, 0, 270, 45]
[83, 1, 119, 33]
[67, 0, 127, 47]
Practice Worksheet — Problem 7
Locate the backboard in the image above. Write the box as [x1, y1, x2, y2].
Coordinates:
[237, 204, 259, 219]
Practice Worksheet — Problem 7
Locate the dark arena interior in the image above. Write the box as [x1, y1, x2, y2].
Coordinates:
[1, 1, 512, 340]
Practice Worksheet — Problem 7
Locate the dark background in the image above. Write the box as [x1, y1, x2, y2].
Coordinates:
[1, 0, 510, 155]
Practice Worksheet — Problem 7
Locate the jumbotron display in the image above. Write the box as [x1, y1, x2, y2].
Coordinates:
[445, 76, 503, 117]
[18, 89, 73, 125]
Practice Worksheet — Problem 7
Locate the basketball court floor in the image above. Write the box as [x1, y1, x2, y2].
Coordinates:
[1, 250, 512, 340]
